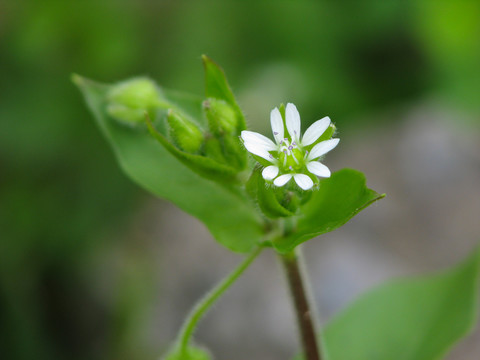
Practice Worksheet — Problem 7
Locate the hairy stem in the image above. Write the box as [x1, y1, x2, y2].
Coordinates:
[177, 246, 263, 354]
[281, 248, 321, 360]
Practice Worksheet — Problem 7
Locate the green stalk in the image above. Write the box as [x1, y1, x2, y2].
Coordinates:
[177, 246, 263, 355]
[280, 248, 322, 360]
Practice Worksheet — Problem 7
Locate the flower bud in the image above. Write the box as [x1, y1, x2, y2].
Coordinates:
[203, 98, 238, 135]
[167, 110, 204, 153]
[106, 104, 147, 124]
[106, 78, 166, 123]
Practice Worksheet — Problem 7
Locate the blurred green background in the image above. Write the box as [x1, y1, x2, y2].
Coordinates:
[1, 1, 479, 360]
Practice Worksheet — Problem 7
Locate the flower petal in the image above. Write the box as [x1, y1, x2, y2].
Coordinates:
[302, 117, 331, 146]
[262, 165, 279, 180]
[273, 174, 293, 187]
[294, 174, 314, 190]
[241, 130, 277, 151]
[306, 161, 331, 178]
[270, 108, 284, 144]
[243, 141, 274, 161]
[308, 138, 340, 160]
[285, 103, 301, 141]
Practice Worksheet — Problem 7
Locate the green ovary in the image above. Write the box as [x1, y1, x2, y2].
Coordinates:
[278, 148, 306, 173]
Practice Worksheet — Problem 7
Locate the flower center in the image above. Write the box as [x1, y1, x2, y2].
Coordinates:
[278, 138, 305, 172]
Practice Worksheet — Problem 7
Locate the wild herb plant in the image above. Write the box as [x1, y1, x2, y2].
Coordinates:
[74, 56, 479, 360]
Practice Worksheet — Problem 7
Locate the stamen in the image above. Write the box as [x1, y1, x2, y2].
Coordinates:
[274, 132, 278, 135]
[289, 166, 293, 171]
[288, 145, 293, 151]
[291, 151, 300, 164]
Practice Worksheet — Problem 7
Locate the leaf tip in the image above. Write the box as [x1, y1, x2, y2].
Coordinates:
[201, 54, 223, 72]
[201, 54, 215, 66]
[71, 73, 84, 87]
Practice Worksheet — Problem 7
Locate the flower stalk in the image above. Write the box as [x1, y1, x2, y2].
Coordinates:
[175, 246, 263, 356]
[280, 248, 321, 360]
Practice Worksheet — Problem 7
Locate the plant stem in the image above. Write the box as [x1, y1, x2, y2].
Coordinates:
[177, 246, 263, 354]
[280, 248, 321, 360]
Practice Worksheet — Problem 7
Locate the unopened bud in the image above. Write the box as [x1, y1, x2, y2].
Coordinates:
[167, 110, 204, 153]
[203, 98, 238, 135]
[106, 104, 147, 124]
[107, 78, 166, 123]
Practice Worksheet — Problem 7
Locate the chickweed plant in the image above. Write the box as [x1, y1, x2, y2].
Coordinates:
[74, 56, 479, 360]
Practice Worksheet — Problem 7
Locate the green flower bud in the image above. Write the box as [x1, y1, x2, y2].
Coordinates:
[106, 78, 167, 123]
[106, 104, 147, 124]
[108, 77, 163, 108]
[167, 110, 204, 153]
[203, 98, 238, 135]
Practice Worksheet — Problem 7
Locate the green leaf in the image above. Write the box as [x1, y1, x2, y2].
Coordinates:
[323, 247, 480, 360]
[202, 55, 246, 131]
[73, 75, 263, 253]
[273, 169, 384, 253]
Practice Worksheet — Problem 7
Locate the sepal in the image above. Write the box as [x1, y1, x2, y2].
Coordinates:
[167, 109, 204, 153]
[246, 166, 295, 219]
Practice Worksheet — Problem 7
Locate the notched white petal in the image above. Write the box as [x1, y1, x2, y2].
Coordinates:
[262, 165, 279, 180]
[270, 108, 284, 144]
[307, 161, 331, 178]
[294, 174, 313, 190]
[308, 138, 340, 160]
[273, 174, 293, 187]
[241, 130, 277, 151]
[302, 117, 331, 146]
[285, 103, 301, 141]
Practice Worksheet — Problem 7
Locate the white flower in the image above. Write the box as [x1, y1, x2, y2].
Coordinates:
[241, 103, 339, 190]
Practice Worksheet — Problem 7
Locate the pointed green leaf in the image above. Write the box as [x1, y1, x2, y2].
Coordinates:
[323, 247, 480, 360]
[202, 55, 246, 131]
[73, 75, 263, 253]
[273, 169, 384, 253]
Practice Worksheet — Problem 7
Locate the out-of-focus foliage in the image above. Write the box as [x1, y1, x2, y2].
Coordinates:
[293, 248, 480, 360]
[323, 248, 480, 360]
[1, 1, 479, 360]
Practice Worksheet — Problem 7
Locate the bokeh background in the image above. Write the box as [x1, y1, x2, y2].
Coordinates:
[1, 1, 480, 359]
